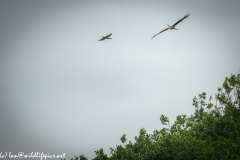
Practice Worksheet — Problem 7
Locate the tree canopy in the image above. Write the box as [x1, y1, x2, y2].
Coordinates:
[65, 73, 240, 160]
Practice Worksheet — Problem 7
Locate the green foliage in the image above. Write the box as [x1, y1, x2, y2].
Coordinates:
[120, 134, 127, 144]
[61, 155, 88, 160]
[93, 148, 108, 160]
[68, 73, 240, 159]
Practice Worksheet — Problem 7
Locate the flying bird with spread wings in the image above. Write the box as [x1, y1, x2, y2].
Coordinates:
[152, 14, 190, 39]
[99, 33, 112, 41]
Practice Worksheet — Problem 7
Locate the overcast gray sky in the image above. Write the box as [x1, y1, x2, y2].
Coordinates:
[0, 0, 240, 159]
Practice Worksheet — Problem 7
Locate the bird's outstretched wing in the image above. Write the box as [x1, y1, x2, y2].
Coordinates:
[105, 33, 112, 38]
[151, 28, 169, 39]
[99, 33, 112, 41]
[172, 14, 190, 27]
[99, 37, 105, 41]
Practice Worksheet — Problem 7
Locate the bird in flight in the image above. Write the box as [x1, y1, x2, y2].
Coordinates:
[99, 33, 112, 41]
[152, 14, 190, 39]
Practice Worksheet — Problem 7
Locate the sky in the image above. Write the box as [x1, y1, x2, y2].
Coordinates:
[0, 0, 240, 159]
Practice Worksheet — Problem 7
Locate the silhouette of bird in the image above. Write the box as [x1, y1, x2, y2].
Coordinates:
[152, 14, 190, 39]
[99, 33, 112, 41]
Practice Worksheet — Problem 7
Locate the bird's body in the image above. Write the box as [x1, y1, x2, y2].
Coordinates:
[152, 14, 190, 39]
[99, 33, 112, 41]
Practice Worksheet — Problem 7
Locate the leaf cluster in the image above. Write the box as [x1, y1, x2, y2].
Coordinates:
[65, 73, 240, 160]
